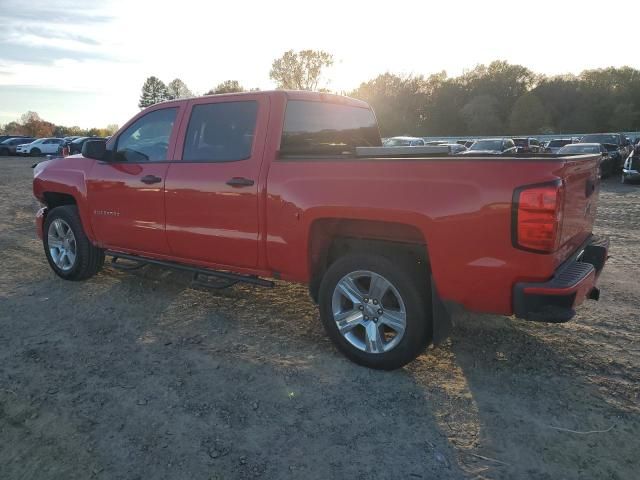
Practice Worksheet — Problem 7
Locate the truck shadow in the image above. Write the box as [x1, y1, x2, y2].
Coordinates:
[445, 313, 638, 479]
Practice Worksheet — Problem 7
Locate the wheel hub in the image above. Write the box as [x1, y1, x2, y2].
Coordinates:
[331, 270, 407, 354]
[47, 218, 77, 272]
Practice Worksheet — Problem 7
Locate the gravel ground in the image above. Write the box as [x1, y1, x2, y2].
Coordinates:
[0, 156, 638, 480]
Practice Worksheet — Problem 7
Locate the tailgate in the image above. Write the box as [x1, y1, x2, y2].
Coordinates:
[556, 154, 600, 264]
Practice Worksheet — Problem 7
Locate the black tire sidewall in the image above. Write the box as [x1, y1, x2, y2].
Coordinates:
[43, 206, 97, 280]
[319, 253, 432, 370]
[31, 148, 41, 156]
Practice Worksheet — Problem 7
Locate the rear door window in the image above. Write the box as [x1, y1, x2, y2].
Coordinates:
[280, 100, 381, 156]
[182, 101, 258, 162]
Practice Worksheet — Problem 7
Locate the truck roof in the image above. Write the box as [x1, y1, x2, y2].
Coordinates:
[153, 90, 370, 109]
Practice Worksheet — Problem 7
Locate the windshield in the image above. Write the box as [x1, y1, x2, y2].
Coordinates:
[469, 140, 503, 151]
[384, 138, 413, 147]
[558, 144, 599, 154]
[513, 139, 528, 146]
[581, 134, 619, 145]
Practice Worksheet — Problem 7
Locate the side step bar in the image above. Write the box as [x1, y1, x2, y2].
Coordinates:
[105, 251, 275, 288]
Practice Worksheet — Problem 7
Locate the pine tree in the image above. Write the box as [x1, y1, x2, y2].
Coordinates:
[138, 76, 169, 109]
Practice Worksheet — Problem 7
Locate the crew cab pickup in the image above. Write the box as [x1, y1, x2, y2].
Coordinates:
[33, 90, 608, 370]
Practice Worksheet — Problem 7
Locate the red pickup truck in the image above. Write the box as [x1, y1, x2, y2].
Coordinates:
[33, 90, 608, 370]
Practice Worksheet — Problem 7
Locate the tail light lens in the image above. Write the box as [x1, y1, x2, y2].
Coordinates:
[512, 181, 564, 253]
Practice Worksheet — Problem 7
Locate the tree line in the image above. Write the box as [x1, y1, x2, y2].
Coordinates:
[0, 111, 119, 138]
[139, 52, 640, 137]
[350, 62, 640, 137]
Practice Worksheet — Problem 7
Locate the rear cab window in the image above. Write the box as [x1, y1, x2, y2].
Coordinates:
[280, 100, 381, 156]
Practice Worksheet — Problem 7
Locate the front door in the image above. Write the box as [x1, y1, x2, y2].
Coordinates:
[87, 105, 182, 255]
[164, 95, 269, 269]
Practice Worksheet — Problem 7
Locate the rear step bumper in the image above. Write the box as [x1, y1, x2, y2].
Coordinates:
[513, 235, 609, 323]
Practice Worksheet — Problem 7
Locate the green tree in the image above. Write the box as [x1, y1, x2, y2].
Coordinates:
[509, 93, 550, 134]
[460, 61, 537, 128]
[138, 76, 169, 109]
[206, 80, 245, 95]
[166, 78, 193, 100]
[461, 95, 503, 135]
[350, 73, 428, 137]
[270, 49, 334, 90]
[104, 124, 119, 135]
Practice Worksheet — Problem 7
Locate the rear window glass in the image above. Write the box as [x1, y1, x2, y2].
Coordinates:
[183, 101, 258, 162]
[280, 100, 381, 155]
[513, 139, 528, 146]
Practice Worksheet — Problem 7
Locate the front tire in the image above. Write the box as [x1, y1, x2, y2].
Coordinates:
[31, 148, 41, 156]
[43, 206, 104, 280]
[318, 253, 432, 370]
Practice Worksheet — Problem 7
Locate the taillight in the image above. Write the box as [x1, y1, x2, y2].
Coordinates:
[512, 181, 564, 253]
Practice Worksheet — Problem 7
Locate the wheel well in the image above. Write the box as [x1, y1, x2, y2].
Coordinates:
[43, 192, 77, 209]
[308, 219, 429, 303]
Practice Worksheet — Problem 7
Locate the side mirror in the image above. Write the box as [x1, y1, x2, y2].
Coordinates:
[82, 140, 106, 160]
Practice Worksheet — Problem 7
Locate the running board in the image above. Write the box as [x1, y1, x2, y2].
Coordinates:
[105, 251, 275, 288]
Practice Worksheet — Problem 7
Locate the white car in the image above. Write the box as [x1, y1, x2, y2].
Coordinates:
[16, 138, 65, 156]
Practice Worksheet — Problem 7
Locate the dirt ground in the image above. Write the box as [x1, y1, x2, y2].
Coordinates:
[0, 156, 638, 480]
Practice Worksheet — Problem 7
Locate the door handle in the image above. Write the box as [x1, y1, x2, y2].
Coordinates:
[226, 177, 255, 187]
[140, 175, 162, 184]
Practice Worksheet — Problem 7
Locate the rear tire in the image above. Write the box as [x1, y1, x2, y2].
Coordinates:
[318, 253, 432, 370]
[43, 205, 104, 281]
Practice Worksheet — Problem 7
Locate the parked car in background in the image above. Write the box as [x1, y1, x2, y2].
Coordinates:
[57, 136, 83, 156]
[580, 133, 629, 171]
[425, 140, 467, 154]
[16, 138, 64, 156]
[544, 139, 573, 153]
[0, 135, 31, 143]
[383, 136, 425, 147]
[557, 143, 614, 177]
[0, 137, 36, 156]
[459, 138, 517, 155]
[70, 136, 109, 154]
[513, 137, 542, 153]
[622, 150, 640, 184]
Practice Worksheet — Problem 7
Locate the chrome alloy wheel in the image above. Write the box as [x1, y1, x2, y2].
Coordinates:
[47, 218, 77, 271]
[331, 270, 407, 353]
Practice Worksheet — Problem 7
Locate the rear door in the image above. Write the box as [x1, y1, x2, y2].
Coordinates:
[164, 94, 269, 268]
[87, 105, 183, 255]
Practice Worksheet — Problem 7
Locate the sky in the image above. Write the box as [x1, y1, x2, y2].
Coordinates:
[0, 0, 637, 129]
